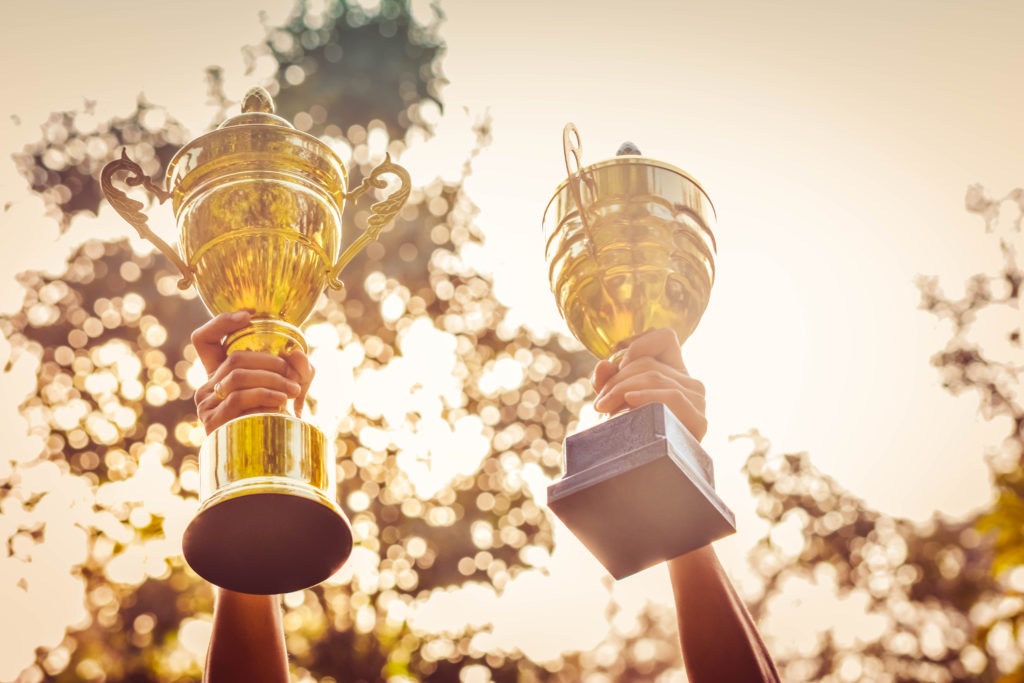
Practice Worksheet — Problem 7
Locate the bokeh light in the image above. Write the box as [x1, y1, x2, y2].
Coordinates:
[2, 0, 1023, 681]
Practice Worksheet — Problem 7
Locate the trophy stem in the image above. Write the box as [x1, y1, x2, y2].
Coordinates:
[225, 318, 308, 356]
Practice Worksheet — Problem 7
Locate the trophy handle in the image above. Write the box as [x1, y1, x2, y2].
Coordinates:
[563, 123, 597, 232]
[327, 154, 412, 289]
[100, 149, 194, 290]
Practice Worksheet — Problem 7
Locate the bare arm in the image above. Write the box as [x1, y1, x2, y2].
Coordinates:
[593, 329, 779, 683]
[204, 591, 289, 683]
[192, 312, 315, 683]
[667, 548, 779, 683]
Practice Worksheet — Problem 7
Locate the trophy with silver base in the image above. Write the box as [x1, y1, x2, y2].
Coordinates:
[543, 125, 735, 579]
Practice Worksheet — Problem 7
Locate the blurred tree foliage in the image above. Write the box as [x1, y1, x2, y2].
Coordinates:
[12, 0, 1023, 681]
[3, 1, 685, 681]
[258, 0, 445, 141]
[741, 186, 1024, 683]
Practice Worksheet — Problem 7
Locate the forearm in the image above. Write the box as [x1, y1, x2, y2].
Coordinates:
[205, 590, 289, 683]
[668, 547, 779, 683]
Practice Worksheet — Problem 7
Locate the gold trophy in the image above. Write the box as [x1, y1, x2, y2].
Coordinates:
[543, 124, 735, 579]
[101, 88, 411, 594]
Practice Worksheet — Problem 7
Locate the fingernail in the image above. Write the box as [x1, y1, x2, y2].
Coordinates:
[287, 381, 301, 395]
[230, 311, 249, 320]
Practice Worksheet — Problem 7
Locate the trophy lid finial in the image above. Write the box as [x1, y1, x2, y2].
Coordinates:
[616, 141, 641, 156]
[242, 87, 276, 114]
[217, 86, 290, 130]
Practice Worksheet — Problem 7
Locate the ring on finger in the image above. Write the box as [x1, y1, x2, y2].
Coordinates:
[214, 381, 227, 400]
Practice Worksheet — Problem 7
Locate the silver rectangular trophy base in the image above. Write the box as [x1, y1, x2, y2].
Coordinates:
[547, 402, 736, 579]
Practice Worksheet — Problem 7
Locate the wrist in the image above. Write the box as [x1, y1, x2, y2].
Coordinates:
[216, 588, 279, 609]
[668, 545, 719, 581]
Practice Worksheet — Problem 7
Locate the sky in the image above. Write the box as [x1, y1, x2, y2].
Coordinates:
[0, 0, 1022, 674]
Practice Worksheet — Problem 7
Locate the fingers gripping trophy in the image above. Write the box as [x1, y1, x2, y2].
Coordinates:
[101, 87, 411, 594]
[543, 125, 735, 579]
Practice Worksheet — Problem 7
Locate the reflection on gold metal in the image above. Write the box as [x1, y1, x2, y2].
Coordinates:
[544, 123, 717, 359]
[101, 86, 412, 593]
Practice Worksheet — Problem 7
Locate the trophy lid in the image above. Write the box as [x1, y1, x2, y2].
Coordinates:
[216, 87, 296, 130]
[164, 87, 348, 206]
[544, 141, 717, 227]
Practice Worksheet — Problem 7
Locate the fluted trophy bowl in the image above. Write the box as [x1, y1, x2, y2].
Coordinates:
[101, 88, 411, 593]
[172, 147, 343, 351]
[542, 125, 733, 579]
[165, 91, 352, 354]
[544, 153, 717, 358]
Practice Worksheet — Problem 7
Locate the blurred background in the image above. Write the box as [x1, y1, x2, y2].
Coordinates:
[0, 0, 1022, 681]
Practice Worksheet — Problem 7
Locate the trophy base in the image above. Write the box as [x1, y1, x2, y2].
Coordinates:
[183, 484, 352, 594]
[547, 402, 735, 580]
[183, 413, 353, 594]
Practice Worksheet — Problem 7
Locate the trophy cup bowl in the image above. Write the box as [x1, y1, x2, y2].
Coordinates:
[101, 88, 411, 594]
[542, 125, 735, 579]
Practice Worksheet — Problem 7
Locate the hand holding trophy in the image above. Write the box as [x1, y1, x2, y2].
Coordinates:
[101, 88, 411, 594]
[543, 125, 735, 579]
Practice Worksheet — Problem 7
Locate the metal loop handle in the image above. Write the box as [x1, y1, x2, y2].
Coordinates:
[100, 149, 193, 289]
[327, 153, 412, 289]
[563, 123, 596, 232]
